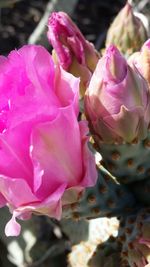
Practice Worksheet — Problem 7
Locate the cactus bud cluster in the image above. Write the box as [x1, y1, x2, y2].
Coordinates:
[47, 6, 150, 267]
[47, 11, 100, 97]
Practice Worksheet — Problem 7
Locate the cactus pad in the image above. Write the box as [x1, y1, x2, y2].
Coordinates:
[88, 236, 129, 267]
[98, 131, 150, 184]
[62, 166, 136, 220]
[118, 208, 150, 267]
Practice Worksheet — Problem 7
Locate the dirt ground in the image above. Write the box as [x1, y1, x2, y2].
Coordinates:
[0, 0, 126, 55]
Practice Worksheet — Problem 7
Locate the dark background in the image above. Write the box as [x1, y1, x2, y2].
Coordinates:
[0, 0, 126, 55]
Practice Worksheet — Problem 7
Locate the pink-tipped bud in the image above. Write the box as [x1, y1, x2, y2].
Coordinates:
[47, 12, 100, 97]
[128, 39, 150, 87]
[106, 3, 148, 57]
[85, 45, 150, 144]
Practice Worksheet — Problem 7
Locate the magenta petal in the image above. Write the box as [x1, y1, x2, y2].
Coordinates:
[0, 45, 79, 130]
[0, 43, 94, 236]
[32, 161, 44, 192]
[0, 193, 6, 207]
[5, 214, 21, 237]
[47, 12, 86, 69]
[0, 123, 33, 186]
[16, 183, 67, 220]
[31, 106, 97, 202]
[2, 179, 66, 236]
[54, 65, 79, 115]
[0, 46, 60, 131]
[0, 175, 38, 207]
[78, 120, 97, 187]
[33, 183, 66, 219]
[31, 107, 83, 198]
[62, 121, 97, 205]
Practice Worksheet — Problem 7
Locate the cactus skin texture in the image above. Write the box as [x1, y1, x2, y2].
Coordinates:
[118, 209, 150, 267]
[88, 236, 129, 267]
[98, 130, 150, 184]
[62, 165, 136, 220]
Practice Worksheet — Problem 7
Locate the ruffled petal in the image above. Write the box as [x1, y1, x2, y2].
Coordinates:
[0, 45, 61, 132]
[0, 175, 38, 207]
[5, 213, 21, 237]
[31, 106, 83, 199]
[54, 65, 79, 116]
[0, 123, 33, 185]
[78, 120, 97, 187]
[15, 183, 67, 220]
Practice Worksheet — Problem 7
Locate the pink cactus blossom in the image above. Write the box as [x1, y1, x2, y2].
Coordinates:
[47, 12, 100, 97]
[128, 39, 150, 87]
[0, 45, 97, 236]
[85, 45, 150, 143]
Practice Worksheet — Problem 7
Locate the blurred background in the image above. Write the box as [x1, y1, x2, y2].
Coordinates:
[0, 0, 149, 55]
[0, 0, 132, 54]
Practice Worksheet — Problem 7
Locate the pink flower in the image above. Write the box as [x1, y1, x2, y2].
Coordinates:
[85, 45, 150, 143]
[128, 39, 150, 87]
[0, 45, 97, 236]
[47, 12, 100, 97]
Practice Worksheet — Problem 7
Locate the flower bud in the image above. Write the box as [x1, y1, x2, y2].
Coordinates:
[105, 3, 148, 57]
[47, 12, 100, 97]
[85, 45, 150, 144]
[123, 210, 150, 267]
[128, 39, 150, 87]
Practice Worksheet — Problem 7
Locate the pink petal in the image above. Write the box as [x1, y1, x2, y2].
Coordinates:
[2, 178, 66, 236]
[0, 175, 38, 207]
[0, 45, 61, 131]
[15, 183, 67, 219]
[0, 123, 33, 186]
[79, 120, 97, 187]
[47, 12, 86, 69]
[0, 45, 79, 131]
[54, 65, 80, 116]
[5, 214, 21, 236]
[105, 106, 147, 142]
[31, 106, 83, 199]
[31, 106, 97, 202]
[0, 193, 6, 207]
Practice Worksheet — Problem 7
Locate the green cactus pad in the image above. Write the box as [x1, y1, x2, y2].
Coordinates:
[118, 213, 138, 251]
[88, 236, 129, 267]
[62, 166, 136, 220]
[118, 208, 150, 267]
[98, 131, 150, 184]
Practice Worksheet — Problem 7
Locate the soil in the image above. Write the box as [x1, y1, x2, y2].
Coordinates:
[73, 0, 126, 49]
[0, 0, 49, 54]
[0, 0, 126, 55]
